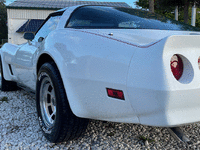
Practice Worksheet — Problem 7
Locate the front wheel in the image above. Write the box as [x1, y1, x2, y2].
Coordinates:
[36, 62, 89, 143]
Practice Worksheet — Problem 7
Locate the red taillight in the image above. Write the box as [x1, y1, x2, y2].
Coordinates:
[198, 57, 200, 69]
[107, 88, 125, 100]
[170, 54, 183, 80]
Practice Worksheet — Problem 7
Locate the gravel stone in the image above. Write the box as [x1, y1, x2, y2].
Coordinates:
[145, 140, 149, 147]
[1, 89, 200, 149]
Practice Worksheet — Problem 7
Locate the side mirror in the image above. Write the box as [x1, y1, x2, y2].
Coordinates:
[23, 32, 35, 41]
[38, 37, 44, 42]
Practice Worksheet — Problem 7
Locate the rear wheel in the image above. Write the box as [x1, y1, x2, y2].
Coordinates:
[0, 56, 18, 91]
[36, 62, 89, 143]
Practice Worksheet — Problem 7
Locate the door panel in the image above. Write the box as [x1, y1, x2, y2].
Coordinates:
[13, 15, 62, 90]
[14, 42, 38, 90]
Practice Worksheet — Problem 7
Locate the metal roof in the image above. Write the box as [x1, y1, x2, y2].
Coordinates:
[16, 19, 44, 32]
[7, 0, 131, 10]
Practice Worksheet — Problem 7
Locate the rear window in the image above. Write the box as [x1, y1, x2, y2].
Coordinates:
[66, 6, 200, 31]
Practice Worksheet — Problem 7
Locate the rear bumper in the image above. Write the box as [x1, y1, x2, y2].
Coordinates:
[128, 87, 200, 127]
[126, 36, 200, 127]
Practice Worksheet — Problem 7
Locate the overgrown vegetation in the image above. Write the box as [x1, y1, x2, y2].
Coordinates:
[0, 96, 8, 103]
[139, 135, 155, 143]
[136, 0, 200, 28]
[0, 0, 7, 45]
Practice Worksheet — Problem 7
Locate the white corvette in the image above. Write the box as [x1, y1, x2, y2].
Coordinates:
[1, 5, 200, 143]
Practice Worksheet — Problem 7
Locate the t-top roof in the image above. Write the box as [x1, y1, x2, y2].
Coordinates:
[7, 0, 131, 10]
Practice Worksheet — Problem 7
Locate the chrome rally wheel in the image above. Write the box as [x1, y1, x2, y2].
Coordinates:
[36, 62, 89, 143]
[40, 76, 56, 128]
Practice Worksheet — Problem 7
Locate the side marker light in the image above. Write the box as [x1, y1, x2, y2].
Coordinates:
[106, 88, 125, 100]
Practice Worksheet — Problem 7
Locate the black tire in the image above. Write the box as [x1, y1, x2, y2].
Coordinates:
[36, 62, 89, 143]
[0, 56, 18, 91]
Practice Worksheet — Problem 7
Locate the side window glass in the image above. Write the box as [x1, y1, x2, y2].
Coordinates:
[34, 15, 61, 42]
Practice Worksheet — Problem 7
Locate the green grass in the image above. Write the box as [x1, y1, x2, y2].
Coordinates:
[0, 96, 8, 103]
[139, 135, 155, 143]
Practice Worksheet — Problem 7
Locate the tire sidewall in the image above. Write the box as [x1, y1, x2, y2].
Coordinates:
[36, 63, 62, 142]
[0, 57, 3, 89]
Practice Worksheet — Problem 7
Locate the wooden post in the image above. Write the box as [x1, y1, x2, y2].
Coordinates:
[191, 3, 196, 26]
[175, 6, 178, 21]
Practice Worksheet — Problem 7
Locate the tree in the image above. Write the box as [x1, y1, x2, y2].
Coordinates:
[136, 0, 149, 9]
[157, 0, 200, 24]
[136, 0, 174, 19]
[0, 0, 7, 44]
[136, 0, 200, 25]
[149, 0, 154, 13]
[136, 0, 155, 12]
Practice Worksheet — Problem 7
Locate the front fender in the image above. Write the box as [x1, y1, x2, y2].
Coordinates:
[0, 43, 19, 81]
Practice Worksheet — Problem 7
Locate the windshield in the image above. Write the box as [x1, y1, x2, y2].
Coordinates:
[66, 6, 200, 31]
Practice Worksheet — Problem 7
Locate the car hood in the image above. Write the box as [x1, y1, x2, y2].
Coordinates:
[81, 29, 200, 47]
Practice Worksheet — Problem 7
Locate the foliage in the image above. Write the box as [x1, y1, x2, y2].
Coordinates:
[0, 0, 5, 3]
[0, 0, 7, 43]
[195, 8, 200, 28]
[157, 0, 200, 24]
[0, 96, 8, 103]
[136, 0, 175, 20]
[139, 135, 155, 143]
[136, 0, 200, 28]
[136, 0, 151, 9]
[181, 7, 200, 28]
[158, 0, 200, 7]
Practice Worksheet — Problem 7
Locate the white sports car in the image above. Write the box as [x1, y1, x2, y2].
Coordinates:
[1, 5, 200, 143]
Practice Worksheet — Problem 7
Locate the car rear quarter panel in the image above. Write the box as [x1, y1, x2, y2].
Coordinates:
[42, 29, 140, 123]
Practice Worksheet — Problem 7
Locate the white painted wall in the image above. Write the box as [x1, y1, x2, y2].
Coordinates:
[7, 9, 55, 19]
[7, 9, 56, 44]
[8, 19, 27, 44]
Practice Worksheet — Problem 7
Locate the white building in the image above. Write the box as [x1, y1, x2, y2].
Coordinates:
[7, 0, 130, 45]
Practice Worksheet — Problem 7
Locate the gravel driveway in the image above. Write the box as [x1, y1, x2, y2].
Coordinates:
[0, 89, 200, 149]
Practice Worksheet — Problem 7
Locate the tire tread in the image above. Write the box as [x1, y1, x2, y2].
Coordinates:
[37, 61, 88, 143]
